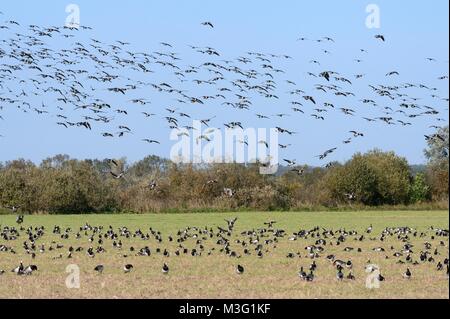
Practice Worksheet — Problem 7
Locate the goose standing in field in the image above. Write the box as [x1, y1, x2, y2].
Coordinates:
[298, 266, 307, 280]
[23, 265, 38, 275]
[336, 268, 344, 281]
[162, 263, 169, 274]
[94, 265, 104, 274]
[403, 268, 412, 279]
[12, 261, 24, 275]
[305, 271, 315, 282]
[16, 214, 24, 224]
[124, 264, 134, 273]
[347, 272, 355, 280]
[283, 159, 297, 167]
[110, 171, 125, 179]
[345, 192, 356, 201]
[236, 264, 244, 275]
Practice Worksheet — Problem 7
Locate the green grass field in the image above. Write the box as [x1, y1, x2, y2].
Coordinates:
[0, 211, 448, 299]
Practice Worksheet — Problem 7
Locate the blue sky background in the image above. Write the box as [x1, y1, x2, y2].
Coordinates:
[0, 0, 448, 165]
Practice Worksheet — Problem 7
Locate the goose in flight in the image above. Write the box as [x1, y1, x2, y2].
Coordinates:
[291, 168, 305, 176]
[5, 205, 21, 213]
[386, 71, 399, 76]
[142, 139, 160, 144]
[349, 131, 364, 138]
[201, 22, 214, 28]
[283, 159, 297, 167]
[317, 148, 337, 160]
[110, 172, 125, 179]
[303, 96, 316, 105]
[16, 214, 24, 224]
[374, 34, 385, 42]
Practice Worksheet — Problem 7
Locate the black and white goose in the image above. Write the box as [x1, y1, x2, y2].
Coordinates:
[124, 264, 134, 273]
[305, 271, 315, 282]
[23, 265, 38, 275]
[298, 266, 307, 280]
[162, 263, 169, 274]
[94, 265, 104, 274]
[16, 214, 24, 224]
[403, 268, 412, 279]
[346, 272, 355, 280]
[12, 261, 24, 275]
[236, 264, 244, 275]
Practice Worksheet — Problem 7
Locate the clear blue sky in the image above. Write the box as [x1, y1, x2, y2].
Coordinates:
[0, 0, 448, 165]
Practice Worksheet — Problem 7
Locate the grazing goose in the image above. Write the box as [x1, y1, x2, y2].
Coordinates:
[337, 268, 344, 281]
[94, 265, 104, 274]
[162, 263, 169, 274]
[16, 214, 24, 224]
[5, 205, 21, 213]
[305, 271, 315, 282]
[236, 264, 244, 275]
[123, 264, 134, 273]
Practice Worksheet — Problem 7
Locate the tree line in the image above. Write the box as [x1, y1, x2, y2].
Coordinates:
[0, 128, 448, 214]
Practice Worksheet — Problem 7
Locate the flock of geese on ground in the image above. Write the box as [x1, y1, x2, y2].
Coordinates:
[0, 215, 448, 284]
[0, 11, 448, 166]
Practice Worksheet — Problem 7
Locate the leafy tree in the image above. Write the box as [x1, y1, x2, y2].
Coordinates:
[424, 126, 449, 168]
[323, 150, 411, 205]
[409, 173, 431, 203]
[424, 126, 449, 200]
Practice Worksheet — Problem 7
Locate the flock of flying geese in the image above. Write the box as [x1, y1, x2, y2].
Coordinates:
[0, 11, 448, 167]
[0, 215, 448, 285]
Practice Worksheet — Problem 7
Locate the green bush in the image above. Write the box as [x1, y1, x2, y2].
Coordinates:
[0, 150, 446, 213]
[323, 150, 412, 206]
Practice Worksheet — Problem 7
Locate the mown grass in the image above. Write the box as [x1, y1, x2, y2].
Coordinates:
[0, 211, 448, 299]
